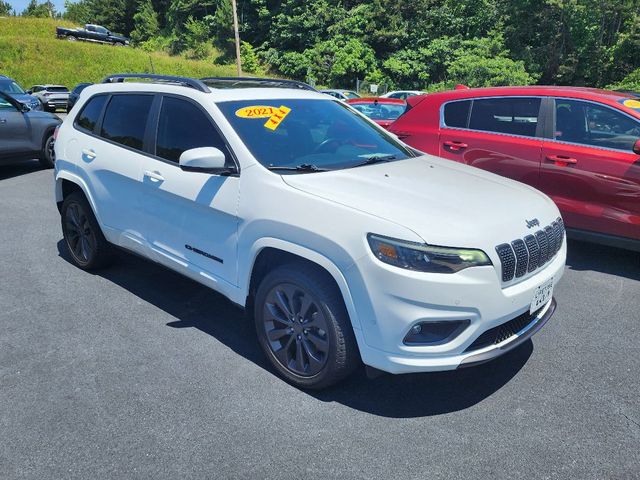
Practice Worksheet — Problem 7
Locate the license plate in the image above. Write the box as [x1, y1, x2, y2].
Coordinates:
[530, 277, 553, 314]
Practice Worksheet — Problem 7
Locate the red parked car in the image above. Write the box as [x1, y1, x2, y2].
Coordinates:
[389, 86, 640, 250]
[346, 97, 406, 129]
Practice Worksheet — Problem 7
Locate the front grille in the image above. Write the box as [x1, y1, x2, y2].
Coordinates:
[464, 306, 543, 352]
[495, 217, 564, 283]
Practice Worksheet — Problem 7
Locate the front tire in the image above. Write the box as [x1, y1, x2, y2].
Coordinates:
[39, 133, 55, 168]
[254, 264, 359, 389]
[61, 192, 114, 270]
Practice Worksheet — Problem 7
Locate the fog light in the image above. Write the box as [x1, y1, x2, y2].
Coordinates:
[403, 320, 470, 346]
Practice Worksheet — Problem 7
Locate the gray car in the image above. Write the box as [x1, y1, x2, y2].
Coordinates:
[0, 91, 61, 168]
[28, 84, 70, 112]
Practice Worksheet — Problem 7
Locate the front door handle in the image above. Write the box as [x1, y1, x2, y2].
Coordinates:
[144, 170, 165, 182]
[546, 154, 577, 166]
[443, 140, 468, 151]
[0, 118, 6, 124]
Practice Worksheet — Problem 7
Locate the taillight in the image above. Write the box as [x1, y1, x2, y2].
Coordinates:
[53, 126, 60, 140]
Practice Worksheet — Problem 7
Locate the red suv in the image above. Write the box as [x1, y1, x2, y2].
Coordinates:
[390, 87, 640, 250]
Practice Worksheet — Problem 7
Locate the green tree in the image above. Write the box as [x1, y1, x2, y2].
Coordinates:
[22, 0, 55, 17]
[130, 0, 160, 46]
[0, 1, 13, 15]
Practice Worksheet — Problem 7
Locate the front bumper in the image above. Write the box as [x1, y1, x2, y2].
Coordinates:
[348, 240, 566, 374]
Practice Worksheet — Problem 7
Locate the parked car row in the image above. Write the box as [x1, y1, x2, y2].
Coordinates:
[0, 74, 94, 113]
[3, 73, 639, 389]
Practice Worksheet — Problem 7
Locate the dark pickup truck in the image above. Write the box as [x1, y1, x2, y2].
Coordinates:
[56, 24, 129, 46]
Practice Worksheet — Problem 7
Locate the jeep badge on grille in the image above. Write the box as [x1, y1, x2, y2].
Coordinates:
[526, 218, 540, 229]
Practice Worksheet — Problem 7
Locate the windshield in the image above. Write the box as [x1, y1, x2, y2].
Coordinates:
[218, 99, 415, 171]
[48, 86, 69, 92]
[0, 80, 26, 94]
[350, 102, 406, 120]
[344, 91, 360, 99]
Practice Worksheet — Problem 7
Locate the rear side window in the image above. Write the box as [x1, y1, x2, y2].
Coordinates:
[155, 96, 231, 164]
[555, 99, 640, 151]
[468, 98, 541, 137]
[100, 94, 154, 151]
[75, 95, 107, 133]
[443, 100, 471, 128]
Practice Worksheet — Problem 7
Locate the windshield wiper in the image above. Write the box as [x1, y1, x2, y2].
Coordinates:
[352, 154, 397, 168]
[266, 163, 330, 173]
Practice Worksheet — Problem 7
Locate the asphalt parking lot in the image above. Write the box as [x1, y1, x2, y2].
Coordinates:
[1, 162, 639, 479]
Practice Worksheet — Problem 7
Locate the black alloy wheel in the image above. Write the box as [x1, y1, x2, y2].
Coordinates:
[61, 192, 113, 270]
[254, 264, 359, 389]
[262, 283, 330, 376]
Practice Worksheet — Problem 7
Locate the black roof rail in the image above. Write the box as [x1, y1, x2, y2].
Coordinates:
[101, 74, 209, 93]
[200, 76, 317, 91]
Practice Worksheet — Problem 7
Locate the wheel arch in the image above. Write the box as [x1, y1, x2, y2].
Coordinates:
[243, 239, 362, 332]
[55, 173, 100, 222]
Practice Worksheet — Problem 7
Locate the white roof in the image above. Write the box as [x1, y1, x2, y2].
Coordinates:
[82, 81, 330, 103]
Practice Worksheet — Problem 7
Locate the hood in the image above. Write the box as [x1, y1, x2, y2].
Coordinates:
[281, 155, 560, 248]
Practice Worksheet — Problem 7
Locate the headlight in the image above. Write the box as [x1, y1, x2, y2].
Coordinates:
[367, 233, 492, 273]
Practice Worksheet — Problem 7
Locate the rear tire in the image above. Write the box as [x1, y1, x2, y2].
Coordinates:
[254, 263, 359, 389]
[66, 35, 77, 42]
[38, 133, 55, 169]
[61, 192, 114, 271]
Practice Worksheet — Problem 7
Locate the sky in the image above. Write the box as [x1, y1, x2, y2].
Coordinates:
[8, 1, 67, 14]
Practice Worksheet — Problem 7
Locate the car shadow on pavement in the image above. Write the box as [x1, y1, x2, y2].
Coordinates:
[566, 239, 640, 281]
[0, 160, 45, 180]
[57, 240, 532, 418]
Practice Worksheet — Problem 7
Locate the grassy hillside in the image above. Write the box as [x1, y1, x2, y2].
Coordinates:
[0, 17, 236, 88]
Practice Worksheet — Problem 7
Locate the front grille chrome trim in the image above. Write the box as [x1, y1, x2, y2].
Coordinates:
[496, 217, 564, 285]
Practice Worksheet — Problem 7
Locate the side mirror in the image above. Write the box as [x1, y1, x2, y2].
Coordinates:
[633, 139, 640, 155]
[179, 147, 233, 174]
[26, 90, 32, 94]
[20, 103, 31, 113]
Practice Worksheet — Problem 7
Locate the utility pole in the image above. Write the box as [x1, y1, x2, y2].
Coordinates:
[231, 0, 242, 77]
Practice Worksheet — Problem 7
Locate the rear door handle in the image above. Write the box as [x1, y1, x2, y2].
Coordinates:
[546, 155, 577, 165]
[81, 148, 96, 159]
[144, 170, 165, 182]
[443, 140, 468, 151]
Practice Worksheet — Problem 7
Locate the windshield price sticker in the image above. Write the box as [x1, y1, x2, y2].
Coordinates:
[235, 105, 292, 131]
[264, 106, 291, 130]
[235, 106, 278, 118]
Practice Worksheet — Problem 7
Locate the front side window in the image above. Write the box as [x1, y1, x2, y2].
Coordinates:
[101, 94, 153, 150]
[443, 100, 471, 128]
[468, 97, 541, 137]
[555, 99, 640, 151]
[155, 96, 231, 164]
[218, 98, 415, 172]
[75, 94, 107, 133]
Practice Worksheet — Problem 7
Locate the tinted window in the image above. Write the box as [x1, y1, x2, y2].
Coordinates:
[48, 86, 69, 92]
[100, 95, 153, 150]
[443, 100, 471, 128]
[469, 98, 541, 137]
[555, 99, 640, 151]
[155, 97, 231, 164]
[75, 95, 107, 133]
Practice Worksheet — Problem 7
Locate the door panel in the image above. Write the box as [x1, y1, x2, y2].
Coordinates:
[540, 99, 640, 240]
[438, 97, 544, 188]
[138, 95, 239, 284]
[0, 107, 32, 157]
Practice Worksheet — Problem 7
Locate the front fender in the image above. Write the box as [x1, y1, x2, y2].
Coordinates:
[240, 237, 362, 332]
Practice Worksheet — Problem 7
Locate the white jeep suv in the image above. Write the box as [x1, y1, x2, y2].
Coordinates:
[54, 74, 566, 389]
